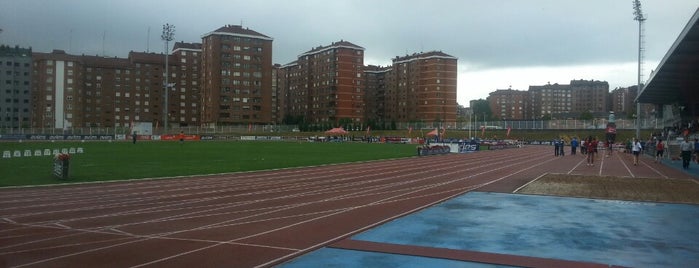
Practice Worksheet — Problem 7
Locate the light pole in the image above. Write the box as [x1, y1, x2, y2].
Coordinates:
[633, 0, 645, 139]
[161, 23, 175, 134]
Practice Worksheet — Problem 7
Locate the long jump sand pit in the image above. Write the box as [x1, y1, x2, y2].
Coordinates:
[517, 174, 699, 204]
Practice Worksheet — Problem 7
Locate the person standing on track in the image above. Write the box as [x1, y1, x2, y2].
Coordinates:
[558, 138, 565, 156]
[632, 138, 643, 166]
[655, 138, 665, 163]
[570, 137, 578, 155]
[680, 136, 693, 169]
[586, 136, 595, 166]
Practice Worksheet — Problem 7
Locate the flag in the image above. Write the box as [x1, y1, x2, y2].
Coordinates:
[248, 123, 252, 133]
[481, 126, 485, 137]
[366, 126, 371, 135]
[441, 127, 446, 136]
[408, 126, 413, 136]
[506, 126, 511, 137]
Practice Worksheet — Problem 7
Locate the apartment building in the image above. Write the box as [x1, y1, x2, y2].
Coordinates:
[386, 51, 457, 127]
[271, 64, 283, 124]
[290, 40, 365, 125]
[0, 45, 32, 128]
[363, 65, 390, 126]
[610, 86, 638, 117]
[170, 42, 202, 126]
[488, 89, 528, 120]
[279, 60, 305, 123]
[528, 82, 571, 119]
[570, 79, 609, 116]
[31, 50, 84, 128]
[200, 25, 273, 127]
[24, 25, 462, 130]
[30, 44, 201, 130]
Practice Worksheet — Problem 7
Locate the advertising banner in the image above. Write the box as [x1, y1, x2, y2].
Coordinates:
[459, 141, 480, 153]
[160, 134, 200, 141]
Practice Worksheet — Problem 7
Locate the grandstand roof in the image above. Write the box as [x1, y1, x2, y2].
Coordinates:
[637, 8, 699, 105]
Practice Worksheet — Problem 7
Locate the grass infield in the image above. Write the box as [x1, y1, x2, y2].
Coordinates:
[0, 141, 416, 187]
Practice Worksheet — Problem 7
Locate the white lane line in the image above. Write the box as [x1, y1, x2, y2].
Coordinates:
[108, 228, 134, 236]
[0, 237, 134, 255]
[53, 223, 71, 229]
[641, 159, 669, 179]
[514, 173, 549, 193]
[618, 152, 635, 178]
[567, 157, 588, 175]
[13, 237, 155, 268]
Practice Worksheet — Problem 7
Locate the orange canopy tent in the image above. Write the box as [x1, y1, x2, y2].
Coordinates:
[325, 127, 348, 135]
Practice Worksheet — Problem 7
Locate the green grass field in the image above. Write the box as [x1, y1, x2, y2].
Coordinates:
[0, 141, 416, 187]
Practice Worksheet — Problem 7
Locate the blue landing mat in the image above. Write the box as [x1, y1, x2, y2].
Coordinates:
[279, 192, 699, 267]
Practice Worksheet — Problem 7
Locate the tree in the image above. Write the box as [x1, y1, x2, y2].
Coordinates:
[471, 99, 493, 120]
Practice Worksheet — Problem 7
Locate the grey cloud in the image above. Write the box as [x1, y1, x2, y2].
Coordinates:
[1, 0, 696, 70]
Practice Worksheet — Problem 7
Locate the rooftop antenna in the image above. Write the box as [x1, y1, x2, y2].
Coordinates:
[632, 0, 646, 139]
[147, 26, 151, 53]
[69, 29, 73, 53]
[102, 30, 106, 56]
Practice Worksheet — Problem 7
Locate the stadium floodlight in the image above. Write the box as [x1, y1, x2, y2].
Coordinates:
[161, 23, 175, 133]
[632, 0, 645, 139]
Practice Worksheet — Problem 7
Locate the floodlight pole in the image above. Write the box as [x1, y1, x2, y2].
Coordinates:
[161, 23, 175, 134]
[633, 0, 645, 139]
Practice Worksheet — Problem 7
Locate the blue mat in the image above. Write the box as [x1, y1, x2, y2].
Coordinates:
[279, 192, 699, 267]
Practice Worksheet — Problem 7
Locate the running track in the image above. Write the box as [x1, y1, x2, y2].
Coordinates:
[0, 146, 694, 267]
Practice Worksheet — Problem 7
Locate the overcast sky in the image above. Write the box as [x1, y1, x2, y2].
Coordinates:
[1, 0, 697, 106]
